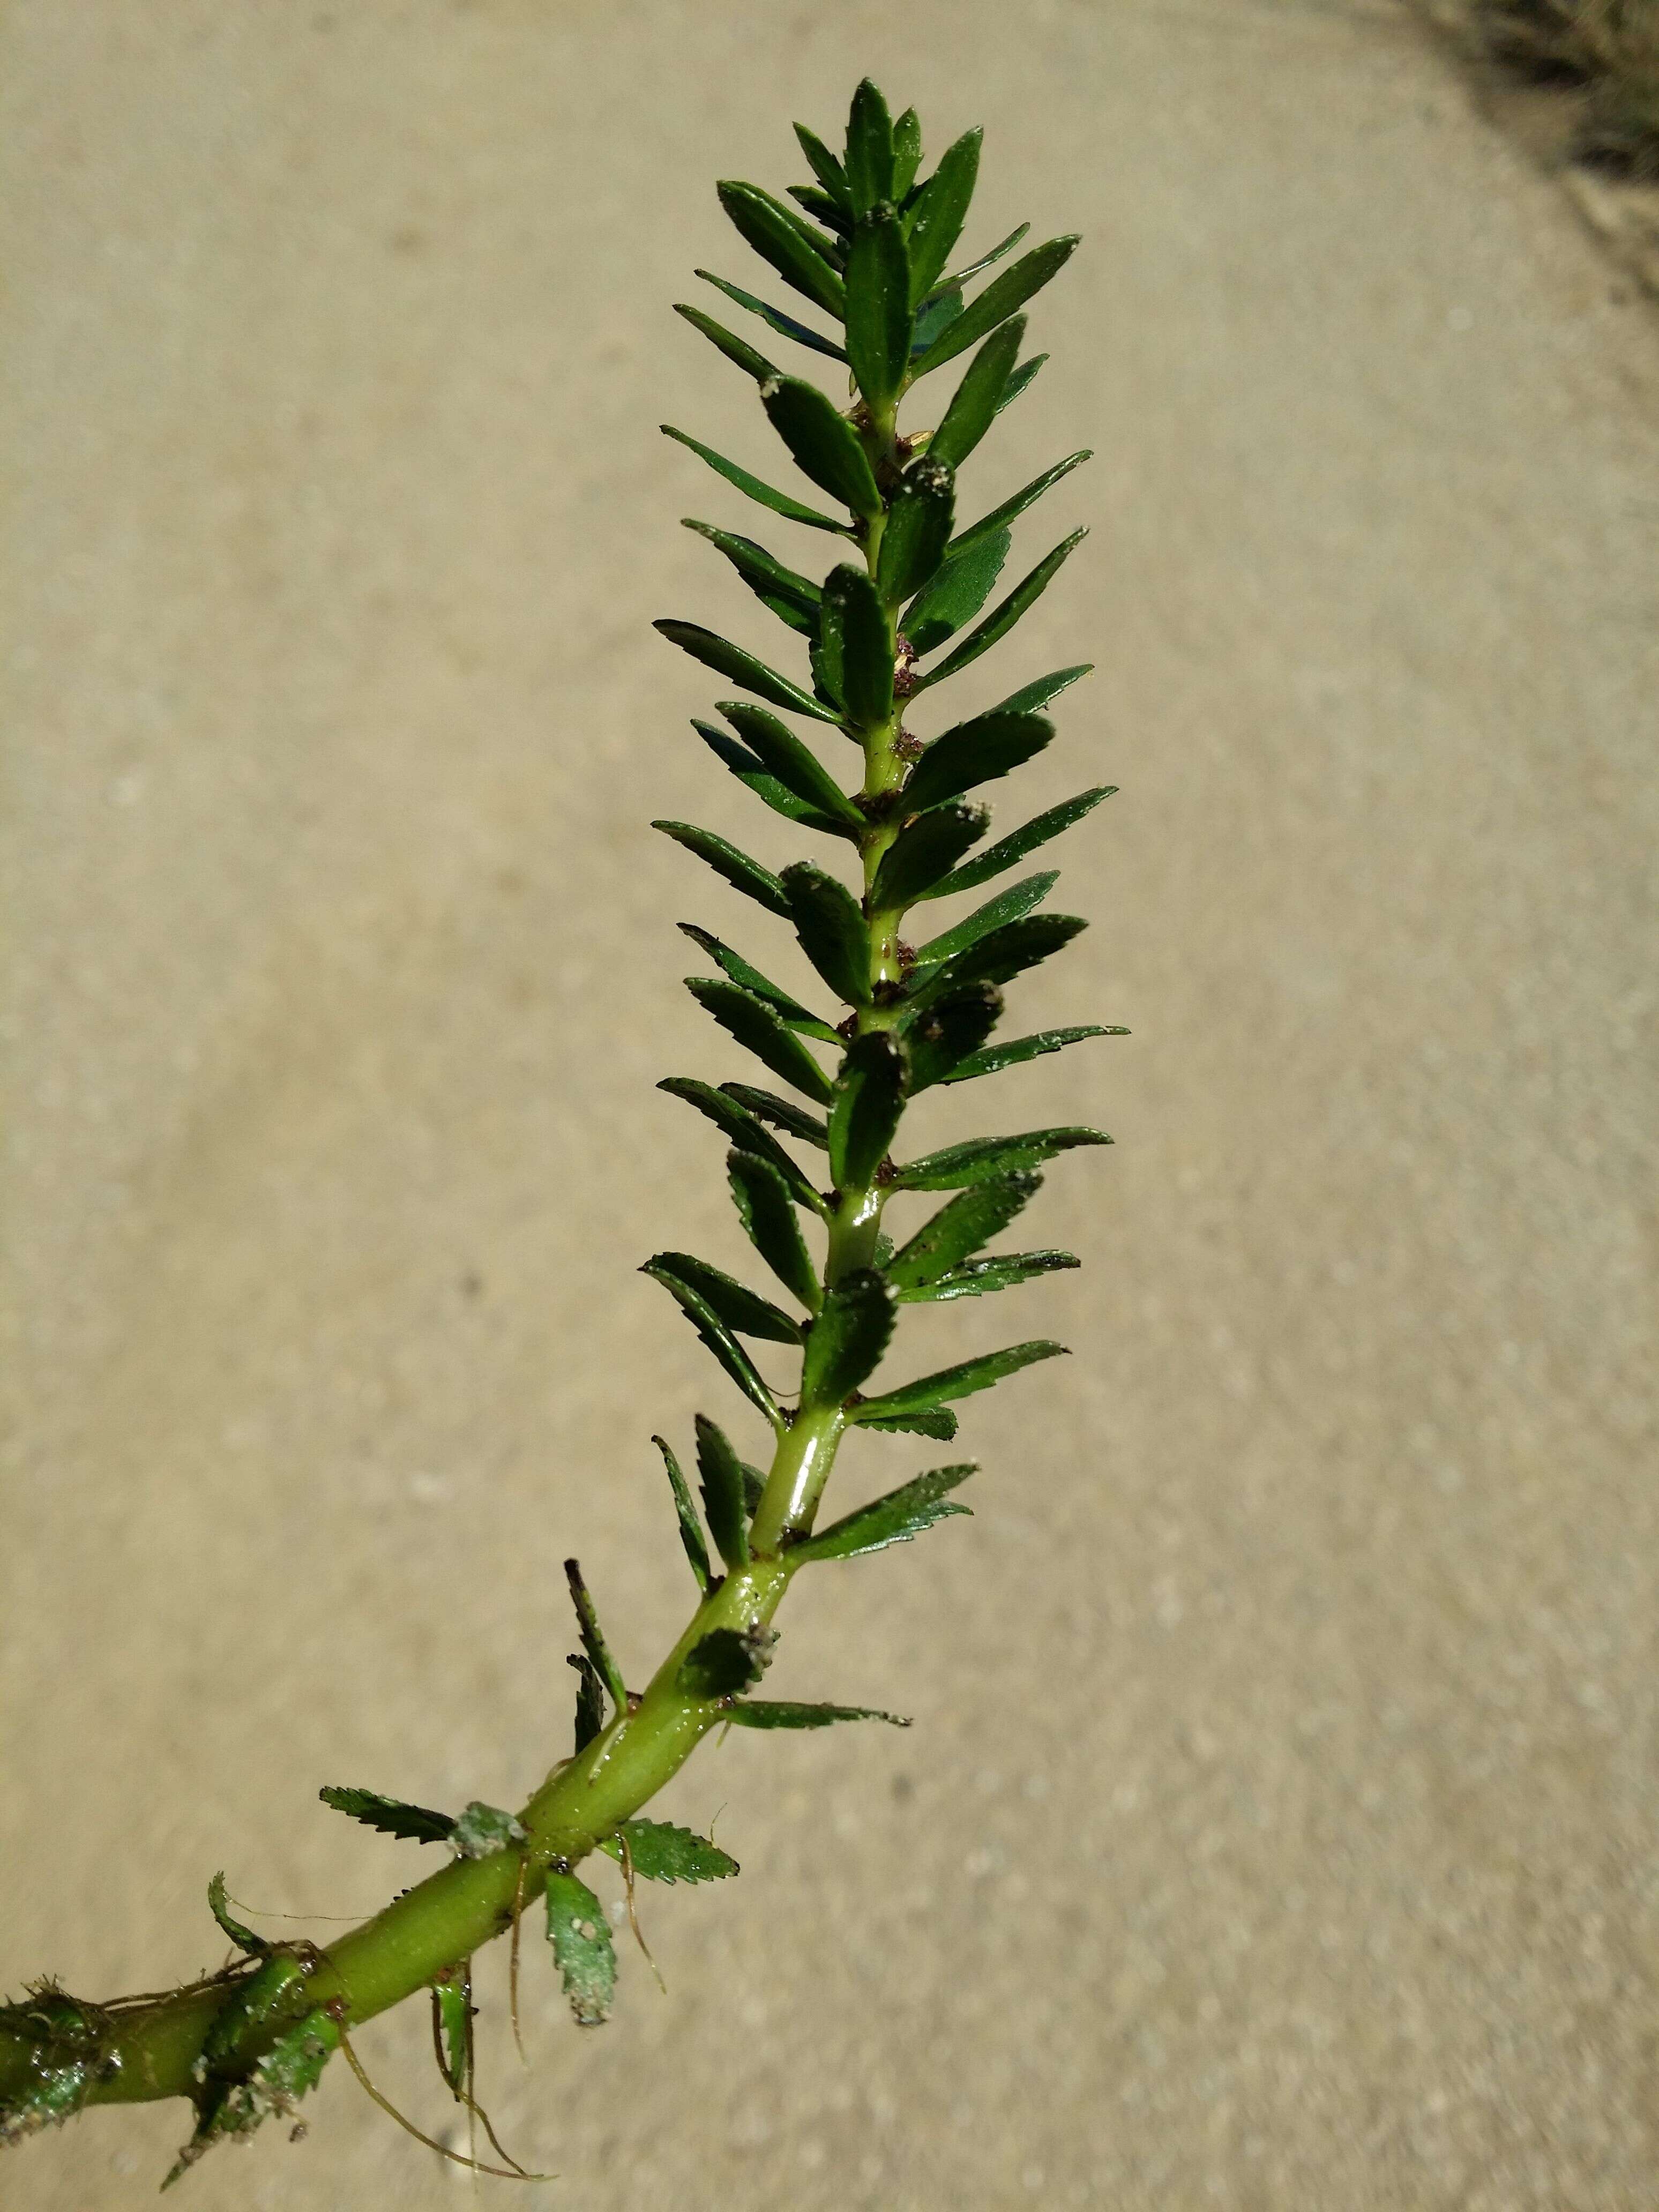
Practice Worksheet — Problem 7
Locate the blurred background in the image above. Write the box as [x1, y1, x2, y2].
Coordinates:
[3, 4, 1655, 2207]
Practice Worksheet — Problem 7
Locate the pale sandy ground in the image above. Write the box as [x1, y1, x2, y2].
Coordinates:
[3, 3, 1656, 2208]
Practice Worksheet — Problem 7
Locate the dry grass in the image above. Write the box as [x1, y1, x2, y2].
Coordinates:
[1476, 0, 1659, 175]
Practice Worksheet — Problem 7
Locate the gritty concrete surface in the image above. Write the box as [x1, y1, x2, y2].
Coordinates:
[3, 3, 1656, 2207]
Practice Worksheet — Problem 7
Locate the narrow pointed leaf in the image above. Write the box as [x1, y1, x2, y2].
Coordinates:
[794, 1461, 978, 1561]
[695, 1413, 752, 1570]
[434, 1972, 472, 2097]
[870, 799, 990, 910]
[720, 700, 865, 827]
[570, 1652, 607, 1751]
[906, 912, 1086, 1009]
[845, 79, 894, 216]
[901, 710, 1053, 814]
[565, 1558, 627, 1712]
[661, 424, 848, 534]
[948, 451, 1092, 559]
[794, 122, 849, 205]
[545, 1873, 615, 2027]
[903, 529, 1010, 656]
[886, 1173, 1043, 1289]
[761, 377, 881, 522]
[678, 1624, 775, 1698]
[691, 718, 855, 839]
[600, 1820, 740, 1884]
[827, 1031, 906, 1189]
[674, 302, 780, 383]
[928, 317, 1024, 471]
[651, 1250, 802, 1345]
[655, 821, 789, 916]
[207, 1873, 269, 1957]
[727, 1147, 822, 1312]
[898, 1249, 1079, 1303]
[943, 1023, 1124, 1085]
[924, 785, 1111, 898]
[997, 352, 1048, 413]
[721, 1083, 829, 1148]
[654, 619, 840, 723]
[789, 183, 852, 240]
[782, 861, 872, 1006]
[892, 108, 923, 200]
[906, 128, 982, 302]
[902, 980, 1003, 1090]
[694, 270, 849, 363]
[846, 205, 912, 411]
[911, 285, 963, 354]
[716, 180, 846, 317]
[913, 871, 1057, 968]
[318, 1785, 455, 1845]
[852, 1339, 1067, 1423]
[819, 564, 894, 731]
[894, 1126, 1110, 1190]
[653, 1433, 713, 1593]
[990, 663, 1093, 716]
[801, 1267, 896, 1406]
[724, 1699, 911, 1729]
[861, 1404, 959, 1439]
[641, 1261, 781, 1422]
[915, 530, 1088, 691]
[659, 1077, 828, 1214]
[685, 976, 834, 1102]
[677, 925, 840, 1043]
[909, 235, 1081, 378]
[933, 221, 1032, 295]
[875, 458, 955, 606]
[683, 521, 821, 633]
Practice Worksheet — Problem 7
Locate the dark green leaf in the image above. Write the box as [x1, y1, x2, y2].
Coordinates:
[716, 179, 846, 317]
[844, 79, 894, 216]
[943, 1023, 1124, 1085]
[678, 1623, 776, 1698]
[870, 799, 989, 910]
[911, 286, 963, 354]
[906, 129, 982, 303]
[899, 1249, 1079, 1303]
[727, 1147, 821, 1312]
[909, 234, 1080, 378]
[724, 1699, 911, 1728]
[685, 977, 835, 1103]
[564, 1558, 627, 1712]
[694, 270, 849, 363]
[207, 1873, 268, 1957]
[875, 458, 955, 607]
[913, 871, 1057, 968]
[933, 221, 1031, 295]
[924, 784, 1110, 897]
[641, 1261, 782, 1422]
[661, 424, 849, 535]
[914, 530, 1088, 691]
[600, 1819, 740, 1884]
[654, 820, 789, 917]
[695, 1413, 752, 1570]
[891, 108, 923, 200]
[318, 1784, 455, 1845]
[989, 663, 1093, 715]
[852, 1340, 1067, 1424]
[846, 206, 912, 412]
[947, 451, 1092, 559]
[683, 521, 821, 634]
[761, 376, 881, 523]
[677, 924, 841, 1043]
[904, 529, 1010, 657]
[902, 980, 1003, 1091]
[907, 912, 1086, 1010]
[928, 317, 1024, 472]
[721, 1083, 829, 1148]
[782, 860, 872, 1006]
[862, 1408, 959, 1438]
[651, 1250, 802, 1346]
[570, 1652, 607, 1752]
[659, 1076, 829, 1215]
[819, 564, 894, 732]
[789, 183, 853, 241]
[793, 122, 850, 205]
[793, 1461, 978, 1561]
[691, 718, 855, 839]
[885, 1173, 1042, 1288]
[544, 1873, 615, 2027]
[801, 1267, 896, 1406]
[827, 1031, 906, 1189]
[719, 700, 865, 827]
[997, 352, 1048, 414]
[894, 1126, 1110, 1190]
[652, 1433, 713, 1594]
[673, 302, 779, 384]
[654, 618, 840, 723]
[901, 709, 1053, 814]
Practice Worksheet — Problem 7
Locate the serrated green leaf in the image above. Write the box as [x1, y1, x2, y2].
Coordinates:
[564, 1557, 627, 1712]
[432, 1969, 472, 2099]
[906, 128, 982, 303]
[654, 619, 840, 724]
[902, 980, 1004, 1091]
[928, 316, 1024, 471]
[904, 528, 1010, 657]
[600, 1819, 740, 1884]
[901, 709, 1053, 814]
[677, 925, 840, 1044]
[678, 1623, 776, 1698]
[694, 270, 849, 363]
[318, 1784, 455, 1845]
[691, 718, 855, 839]
[724, 1699, 911, 1728]
[719, 700, 865, 827]
[793, 1461, 978, 1561]
[652, 1433, 713, 1594]
[450, 1801, 527, 1859]
[717, 180, 846, 317]
[943, 1023, 1124, 1085]
[651, 1250, 802, 1346]
[661, 424, 849, 535]
[659, 1077, 828, 1215]
[906, 911, 1086, 1011]
[727, 1147, 822, 1312]
[947, 450, 1093, 561]
[861, 1404, 960, 1439]
[684, 521, 821, 634]
[924, 784, 1110, 898]
[893, 1126, 1110, 1190]
[544, 1873, 615, 2027]
[570, 1651, 607, 1752]
[870, 799, 990, 910]
[846, 205, 912, 411]
[207, 1873, 268, 1957]
[794, 121, 850, 204]
[721, 1082, 829, 1148]
[875, 458, 955, 607]
[898, 1249, 1079, 1303]
[827, 1031, 906, 1189]
[915, 530, 1087, 692]
[910, 234, 1080, 378]
[686, 976, 835, 1103]
[912, 871, 1057, 969]
[641, 1260, 782, 1423]
[801, 1267, 895, 1406]
[892, 107, 923, 200]
[655, 821, 789, 917]
[851, 1339, 1067, 1423]
[781, 860, 871, 1006]
[845, 79, 894, 217]
[673, 302, 780, 383]
[818, 564, 893, 732]
[997, 352, 1048, 414]
[695, 1413, 752, 1570]
[989, 662, 1093, 715]
[761, 376, 881, 524]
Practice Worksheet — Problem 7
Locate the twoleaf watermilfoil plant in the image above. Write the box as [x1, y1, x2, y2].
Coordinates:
[0, 79, 1117, 2186]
